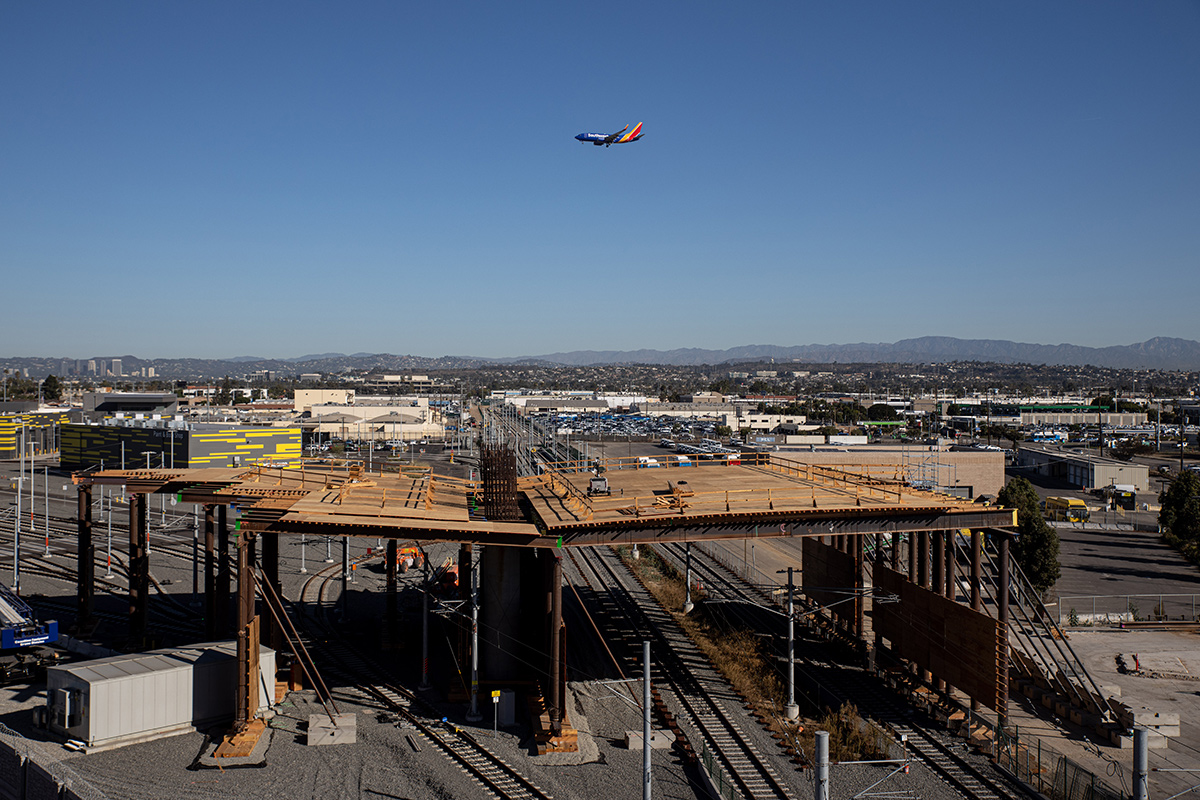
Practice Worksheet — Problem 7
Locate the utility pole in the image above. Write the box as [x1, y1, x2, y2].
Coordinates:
[643, 640, 652, 800]
[785, 567, 799, 720]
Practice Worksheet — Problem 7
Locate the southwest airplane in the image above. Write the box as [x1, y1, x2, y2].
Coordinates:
[575, 122, 644, 147]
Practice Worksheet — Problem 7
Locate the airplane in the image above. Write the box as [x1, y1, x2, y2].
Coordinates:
[575, 122, 643, 147]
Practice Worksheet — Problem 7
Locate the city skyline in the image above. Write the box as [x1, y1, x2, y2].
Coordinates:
[4, 2, 1198, 358]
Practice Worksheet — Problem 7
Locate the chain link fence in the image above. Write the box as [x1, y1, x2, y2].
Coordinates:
[997, 725, 1125, 800]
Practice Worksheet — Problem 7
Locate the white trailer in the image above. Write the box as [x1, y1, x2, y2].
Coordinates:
[45, 641, 275, 752]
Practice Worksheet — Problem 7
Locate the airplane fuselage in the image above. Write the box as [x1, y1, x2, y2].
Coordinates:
[575, 132, 611, 145]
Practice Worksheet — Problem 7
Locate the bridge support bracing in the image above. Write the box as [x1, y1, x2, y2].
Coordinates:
[217, 505, 231, 636]
[76, 485, 94, 627]
[204, 504, 217, 638]
[128, 493, 148, 647]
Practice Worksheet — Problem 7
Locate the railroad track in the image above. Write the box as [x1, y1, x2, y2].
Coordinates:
[568, 545, 795, 800]
[657, 541, 1034, 800]
[289, 556, 555, 800]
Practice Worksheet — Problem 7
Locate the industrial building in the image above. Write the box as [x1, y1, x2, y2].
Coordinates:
[1016, 444, 1150, 493]
[60, 421, 301, 470]
[0, 410, 74, 459]
[82, 391, 179, 421]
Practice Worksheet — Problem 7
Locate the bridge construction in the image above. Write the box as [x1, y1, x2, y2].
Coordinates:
[69, 450, 1025, 759]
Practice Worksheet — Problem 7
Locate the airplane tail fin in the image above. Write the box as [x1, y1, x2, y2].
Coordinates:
[616, 122, 643, 143]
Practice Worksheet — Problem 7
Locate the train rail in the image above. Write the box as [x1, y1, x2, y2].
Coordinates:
[568, 545, 796, 800]
[290, 557, 555, 800]
[655, 541, 1034, 800]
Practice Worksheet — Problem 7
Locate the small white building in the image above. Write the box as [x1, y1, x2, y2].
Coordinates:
[45, 642, 275, 752]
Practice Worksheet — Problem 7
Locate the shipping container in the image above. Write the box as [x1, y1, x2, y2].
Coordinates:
[45, 641, 275, 752]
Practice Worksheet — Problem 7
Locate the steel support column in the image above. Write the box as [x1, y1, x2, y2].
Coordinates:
[128, 493, 148, 647]
[854, 533, 864, 640]
[262, 531, 280, 649]
[234, 531, 258, 728]
[204, 505, 217, 638]
[971, 529, 982, 713]
[945, 530, 956, 600]
[217, 505, 230, 636]
[458, 543, 473, 687]
[998, 531, 1011, 729]
[76, 485, 94, 626]
[933, 530, 946, 692]
[917, 531, 929, 589]
[548, 550, 563, 736]
[386, 538, 398, 647]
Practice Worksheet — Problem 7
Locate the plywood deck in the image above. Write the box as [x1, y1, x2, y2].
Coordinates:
[520, 455, 980, 530]
[81, 455, 1009, 544]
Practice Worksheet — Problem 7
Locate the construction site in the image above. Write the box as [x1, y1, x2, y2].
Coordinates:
[0, 422, 1188, 800]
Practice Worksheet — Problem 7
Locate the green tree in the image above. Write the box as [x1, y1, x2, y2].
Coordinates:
[1159, 471, 1200, 545]
[997, 476, 1061, 595]
[41, 374, 62, 402]
[867, 403, 898, 421]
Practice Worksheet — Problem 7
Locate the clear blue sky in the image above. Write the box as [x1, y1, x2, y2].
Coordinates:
[3, 2, 1198, 360]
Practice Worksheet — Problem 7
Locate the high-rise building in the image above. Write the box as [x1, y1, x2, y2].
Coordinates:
[111, 359, 123, 377]
[147, 367, 156, 378]
[87, 359, 96, 375]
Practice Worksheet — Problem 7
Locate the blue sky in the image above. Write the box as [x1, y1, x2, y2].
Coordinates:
[3, 2, 1198, 360]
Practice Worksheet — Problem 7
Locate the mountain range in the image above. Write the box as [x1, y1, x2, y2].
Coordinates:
[493, 337, 1200, 370]
[9, 337, 1200, 379]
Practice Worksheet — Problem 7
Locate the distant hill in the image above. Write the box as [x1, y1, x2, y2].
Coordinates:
[500, 336, 1200, 370]
[7, 337, 1200, 379]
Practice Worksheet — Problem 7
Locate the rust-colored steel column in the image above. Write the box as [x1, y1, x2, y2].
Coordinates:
[916, 531, 929, 589]
[907, 530, 917, 578]
[854, 533, 865, 639]
[128, 493, 149, 647]
[932, 531, 945, 597]
[998, 531, 1011, 729]
[77, 485, 94, 626]
[234, 532, 257, 728]
[971, 529, 982, 712]
[386, 539, 398, 645]
[261, 532, 279, 649]
[932, 531, 946, 692]
[217, 505, 231, 636]
[944, 530, 956, 601]
[891, 532, 901, 570]
[970, 530, 982, 611]
[549, 550, 563, 736]
[873, 533, 884, 652]
[204, 505, 216, 638]
[458, 543, 472, 675]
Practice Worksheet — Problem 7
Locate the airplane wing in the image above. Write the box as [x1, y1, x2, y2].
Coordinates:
[603, 125, 629, 144]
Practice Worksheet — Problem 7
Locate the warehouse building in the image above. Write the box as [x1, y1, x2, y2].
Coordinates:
[82, 391, 178, 421]
[0, 410, 74, 459]
[1016, 445, 1149, 493]
[60, 421, 301, 471]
